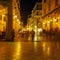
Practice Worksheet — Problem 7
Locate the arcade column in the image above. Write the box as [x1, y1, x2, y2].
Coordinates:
[6, 0, 13, 41]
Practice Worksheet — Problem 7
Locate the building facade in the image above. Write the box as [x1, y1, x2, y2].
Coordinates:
[27, 14, 34, 31]
[0, 0, 21, 41]
[42, 0, 60, 35]
[27, 2, 43, 32]
[32, 2, 43, 30]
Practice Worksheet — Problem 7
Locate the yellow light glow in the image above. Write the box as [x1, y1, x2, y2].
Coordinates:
[38, 28, 42, 32]
[48, 21, 50, 23]
[47, 47, 50, 56]
[17, 19, 19, 22]
[53, 18, 57, 22]
[14, 15, 17, 18]
[34, 35, 38, 41]
[56, 23, 58, 25]
[12, 42, 21, 60]
[35, 26, 37, 28]
[50, 19, 52, 22]
[42, 42, 46, 52]
[43, 22, 45, 25]
[18, 21, 21, 24]
[2, 15, 5, 17]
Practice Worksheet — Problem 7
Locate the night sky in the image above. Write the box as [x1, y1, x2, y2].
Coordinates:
[20, 0, 42, 26]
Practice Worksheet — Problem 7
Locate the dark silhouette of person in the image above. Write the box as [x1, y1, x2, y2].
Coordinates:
[11, 29, 15, 41]
[31, 30, 35, 41]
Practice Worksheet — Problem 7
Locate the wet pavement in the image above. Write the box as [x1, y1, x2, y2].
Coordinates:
[0, 42, 60, 60]
[0, 33, 60, 60]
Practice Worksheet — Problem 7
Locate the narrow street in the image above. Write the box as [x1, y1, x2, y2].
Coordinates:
[0, 32, 60, 60]
[0, 0, 60, 60]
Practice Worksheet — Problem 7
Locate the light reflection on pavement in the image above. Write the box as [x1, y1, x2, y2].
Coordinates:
[0, 42, 60, 60]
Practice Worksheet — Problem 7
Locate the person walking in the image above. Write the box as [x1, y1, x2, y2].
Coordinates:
[31, 30, 35, 41]
[11, 29, 15, 41]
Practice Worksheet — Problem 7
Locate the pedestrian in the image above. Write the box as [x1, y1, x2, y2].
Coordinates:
[2, 31, 6, 39]
[26, 31, 29, 39]
[31, 30, 35, 41]
[11, 29, 15, 41]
